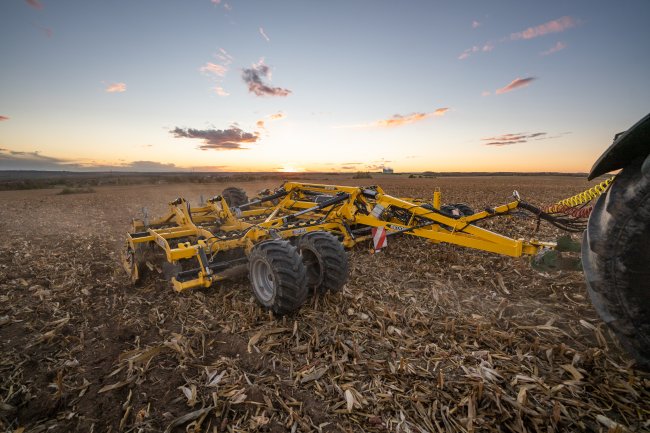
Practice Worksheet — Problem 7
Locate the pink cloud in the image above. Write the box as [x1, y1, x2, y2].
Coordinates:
[211, 0, 221, 3]
[495, 77, 536, 94]
[259, 27, 270, 42]
[458, 44, 493, 60]
[482, 132, 547, 146]
[214, 86, 229, 97]
[25, 0, 43, 10]
[342, 108, 449, 128]
[481, 91, 491, 97]
[0, 116, 9, 121]
[472, 20, 481, 29]
[105, 82, 126, 93]
[510, 16, 576, 40]
[541, 41, 567, 56]
[200, 62, 227, 77]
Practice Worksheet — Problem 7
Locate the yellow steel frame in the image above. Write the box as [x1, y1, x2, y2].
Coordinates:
[123, 182, 555, 292]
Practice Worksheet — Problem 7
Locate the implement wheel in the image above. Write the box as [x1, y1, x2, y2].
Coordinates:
[248, 240, 308, 315]
[222, 186, 248, 207]
[582, 155, 650, 370]
[298, 231, 349, 294]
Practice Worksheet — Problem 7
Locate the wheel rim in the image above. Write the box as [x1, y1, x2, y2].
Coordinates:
[251, 258, 275, 303]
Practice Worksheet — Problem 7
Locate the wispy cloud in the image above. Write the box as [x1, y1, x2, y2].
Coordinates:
[241, 59, 291, 97]
[201, 50, 232, 95]
[259, 27, 270, 42]
[256, 111, 286, 130]
[482, 132, 547, 146]
[495, 77, 536, 94]
[541, 41, 567, 56]
[105, 82, 126, 93]
[214, 86, 229, 97]
[459, 16, 576, 60]
[0, 149, 176, 171]
[510, 16, 576, 40]
[472, 20, 481, 29]
[200, 62, 227, 77]
[0, 116, 9, 121]
[171, 126, 260, 150]
[458, 43, 494, 60]
[211, 0, 221, 4]
[342, 108, 448, 128]
[217, 48, 233, 65]
[33, 24, 52, 38]
[25, 0, 43, 10]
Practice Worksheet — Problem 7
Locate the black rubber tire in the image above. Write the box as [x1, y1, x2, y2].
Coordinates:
[248, 240, 308, 315]
[582, 155, 650, 370]
[441, 203, 474, 217]
[222, 186, 249, 207]
[298, 231, 349, 294]
[422, 203, 474, 219]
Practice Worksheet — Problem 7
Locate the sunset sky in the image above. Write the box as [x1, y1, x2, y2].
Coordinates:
[1, 0, 649, 173]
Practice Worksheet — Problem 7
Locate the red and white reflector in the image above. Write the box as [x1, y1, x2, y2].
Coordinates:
[371, 226, 387, 252]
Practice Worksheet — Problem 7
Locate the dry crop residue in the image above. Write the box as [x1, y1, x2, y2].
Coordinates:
[0, 176, 648, 433]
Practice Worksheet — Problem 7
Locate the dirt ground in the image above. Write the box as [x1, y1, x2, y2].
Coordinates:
[0, 175, 648, 433]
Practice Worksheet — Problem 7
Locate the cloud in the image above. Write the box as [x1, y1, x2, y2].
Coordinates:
[211, 0, 221, 4]
[33, 24, 52, 38]
[482, 132, 547, 146]
[171, 126, 260, 150]
[481, 91, 491, 97]
[259, 27, 270, 42]
[541, 41, 567, 56]
[25, 0, 43, 10]
[342, 108, 448, 128]
[200, 62, 227, 77]
[201, 53, 232, 94]
[510, 16, 576, 40]
[105, 82, 126, 93]
[472, 20, 481, 29]
[0, 116, 9, 121]
[241, 59, 292, 97]
[127, 160, 177, 171]
[214, 86, 229, 96]
[256, 112, 286, 130]
[459, 16, 576, 60]
[495, 77, 536, 94]
[269, 112, 286, 121]
[0, 148, 218, 172]
[458, 43, 494, 60]
[217, 48, 233, 65]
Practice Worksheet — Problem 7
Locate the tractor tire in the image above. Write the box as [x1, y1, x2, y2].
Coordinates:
[222, 187, 248, 207]
[582, 154, 650, 370]
[298, 231, 349, 295]
[248, 240, 308, 315]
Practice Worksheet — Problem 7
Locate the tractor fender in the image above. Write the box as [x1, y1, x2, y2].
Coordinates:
[589, 113, 650, 180]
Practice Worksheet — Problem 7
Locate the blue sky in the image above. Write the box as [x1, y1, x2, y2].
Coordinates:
[1, 0, 649, 172]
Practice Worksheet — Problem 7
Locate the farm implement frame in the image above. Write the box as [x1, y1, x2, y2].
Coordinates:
[123, 181, 559, 296]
